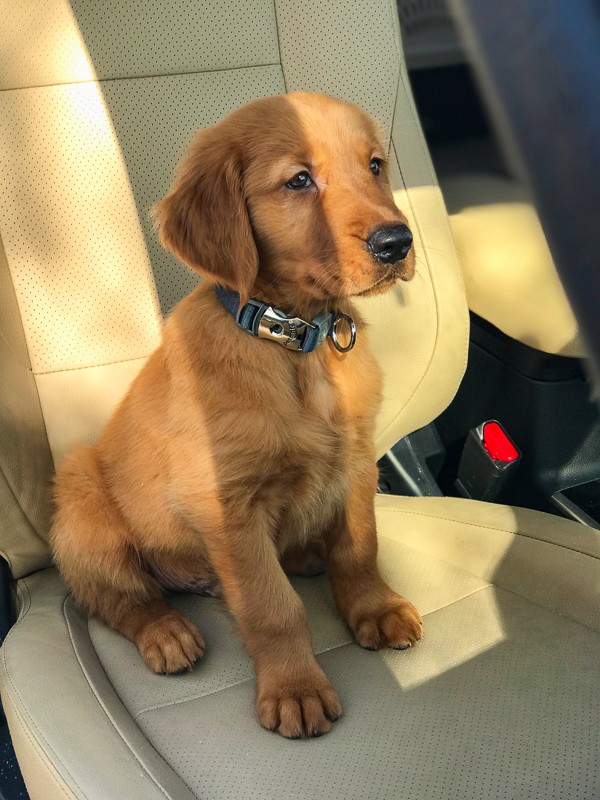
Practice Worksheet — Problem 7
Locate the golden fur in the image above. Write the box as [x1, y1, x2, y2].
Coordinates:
[51, 93, 422, 739]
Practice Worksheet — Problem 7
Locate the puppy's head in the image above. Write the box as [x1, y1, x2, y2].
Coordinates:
[154, 93, 415, 307]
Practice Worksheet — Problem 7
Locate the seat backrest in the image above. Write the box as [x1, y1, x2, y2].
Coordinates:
[0, 0, 467, 579]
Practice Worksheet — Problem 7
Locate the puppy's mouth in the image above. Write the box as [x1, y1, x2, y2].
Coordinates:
[355, 260, 414, 297]
[355, 270, 395, 297]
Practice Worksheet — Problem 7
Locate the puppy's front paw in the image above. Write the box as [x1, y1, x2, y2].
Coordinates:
[256, 667, 342, 739]
[136, 611, 205, 674]
[351, 594, 423, 651]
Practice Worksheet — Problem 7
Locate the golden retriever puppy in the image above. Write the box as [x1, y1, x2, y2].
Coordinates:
[51, 92, 422, 739]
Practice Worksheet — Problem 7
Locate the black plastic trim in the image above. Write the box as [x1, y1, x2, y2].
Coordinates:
[0, 559, 29, 799]
[470, 313, 584, 383]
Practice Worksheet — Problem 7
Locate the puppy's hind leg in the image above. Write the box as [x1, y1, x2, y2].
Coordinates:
[51, 445, 205, 674]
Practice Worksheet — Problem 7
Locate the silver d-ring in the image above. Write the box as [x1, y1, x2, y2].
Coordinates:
[330, 313, 357, 353]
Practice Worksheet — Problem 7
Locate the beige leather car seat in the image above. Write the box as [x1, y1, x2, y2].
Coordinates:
[1, 2, 598, 799]
[441, 173, 585, 357]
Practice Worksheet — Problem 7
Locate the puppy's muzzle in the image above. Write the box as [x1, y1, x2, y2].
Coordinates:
[367, 224, 413, 264]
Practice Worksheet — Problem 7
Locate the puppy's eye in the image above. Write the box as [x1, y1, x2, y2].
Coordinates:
[370, 158, 382, 176]
[286, 171, 313, 190]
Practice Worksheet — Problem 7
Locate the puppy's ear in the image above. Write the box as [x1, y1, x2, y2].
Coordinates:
[154, 127, 258, 303]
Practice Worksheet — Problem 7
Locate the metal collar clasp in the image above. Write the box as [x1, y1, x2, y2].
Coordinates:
[215, 285, 356, 354]
[256, 306, 313, 351]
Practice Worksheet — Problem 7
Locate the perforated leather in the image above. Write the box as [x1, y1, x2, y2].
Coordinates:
[0, 0, 279, 89]
[0, 0, 467, 481]
[3, 499, 599, 800]
[275, 0, 400, 134]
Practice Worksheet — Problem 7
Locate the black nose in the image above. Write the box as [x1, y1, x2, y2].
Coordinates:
[367, 224, 413, 264]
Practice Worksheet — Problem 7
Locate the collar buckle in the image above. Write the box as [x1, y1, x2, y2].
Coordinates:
[256, 306, 312, 351]
[216, 285, 354, 354]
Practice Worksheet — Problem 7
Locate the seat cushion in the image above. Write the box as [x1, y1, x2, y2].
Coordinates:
[3, 496, 599, 799]
[442, 173, 584, 357]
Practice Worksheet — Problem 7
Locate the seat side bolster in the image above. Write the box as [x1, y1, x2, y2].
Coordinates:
[367, 61, 469, 454]
[1, 570, 196, 800]
[0, 239, 54, 579]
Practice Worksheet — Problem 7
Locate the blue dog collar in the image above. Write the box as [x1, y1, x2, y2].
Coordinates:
[214, 285, 356, 353]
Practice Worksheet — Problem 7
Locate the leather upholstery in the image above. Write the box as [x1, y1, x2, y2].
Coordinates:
[442, 173, 584, 357]
[0, 240, 54, 578]
[1, 2, 598, 799]
[2, 497, 599, 799]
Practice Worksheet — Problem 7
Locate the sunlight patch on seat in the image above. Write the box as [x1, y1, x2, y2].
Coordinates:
[382, 586, 507, 690]
[0, 2, 162, 383]
[0, 0, 95, 89]
[55, 17, 96, 84]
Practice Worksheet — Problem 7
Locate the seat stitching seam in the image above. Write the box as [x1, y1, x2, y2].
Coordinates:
[386, 0, 402, 142]
[134, 587, 492, 719]
[17, 577, 31, 619]
[2, 691, 76, 800]
[134, 675, 257, 719]
[62, 597, 181, 800]
[484, 581, 600, 635]
[0, 459, 48, 559]
[416, 583, 493, 617]
[1, 579, 88, 798]
[0, 328, 30, 370]
[376, 507, 600, 560]
[272, 0, 288, 93]
[34, 354, 149, 377]
[0, 62, 282, 93]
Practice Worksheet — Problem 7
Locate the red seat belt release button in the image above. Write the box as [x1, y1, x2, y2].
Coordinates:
[456, 419, 521, 501]
[482, 421, 520, 463]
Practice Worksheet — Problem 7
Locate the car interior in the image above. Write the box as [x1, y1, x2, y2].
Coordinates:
[1, 1, 598, 799]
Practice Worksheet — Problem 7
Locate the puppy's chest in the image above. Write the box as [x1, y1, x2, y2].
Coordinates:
[279, 365, 346, 487]
[271, 353, 372, 544]
[274, 417, 347, 549]
[300, 360, 338, 425]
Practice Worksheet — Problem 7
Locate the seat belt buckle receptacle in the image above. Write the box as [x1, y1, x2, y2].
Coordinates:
[455, 420, 521, 502]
